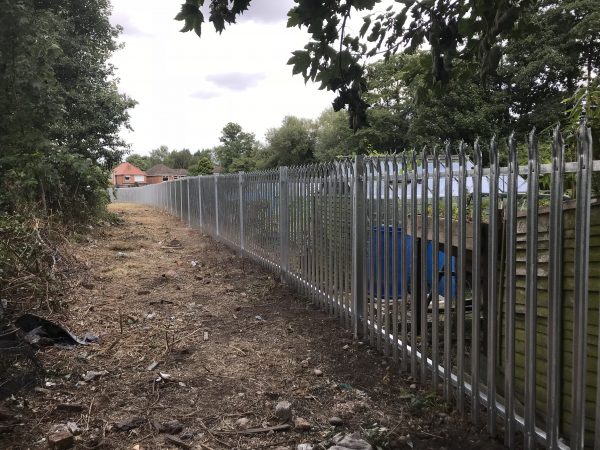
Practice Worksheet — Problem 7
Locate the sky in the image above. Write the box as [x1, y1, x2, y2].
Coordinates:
[109, 0, 342, 155]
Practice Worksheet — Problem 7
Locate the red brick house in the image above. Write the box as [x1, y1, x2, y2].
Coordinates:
[111, 162, 147, 187]
[145, 164, 188, 184]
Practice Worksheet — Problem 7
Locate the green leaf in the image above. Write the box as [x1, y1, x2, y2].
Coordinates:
[360, 16, 371, 37]
[287, 50, 311, 75]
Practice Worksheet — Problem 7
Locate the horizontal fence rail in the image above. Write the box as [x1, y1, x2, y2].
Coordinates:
[112, 124, 600, 450]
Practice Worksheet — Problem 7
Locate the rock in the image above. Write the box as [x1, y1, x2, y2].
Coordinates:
[47, 430, 74, 449]
[409, 383, 417, 390]
[151, 419, 183, 434]
[274, 447, 291, 450]
[146, 361, 159, 371]
[300, 359, 309, 368]
[180, 431, 194, 440]
[35, 387, 52, 395]
[168, 239, 182, 248]
[113, 417, 145, 432]
[274, 401, 292, 422]
[313, 369, 323, 376]
[330, 432, 373, 450]
[342, 344, 350, 350]
[82, 370, 108, 382]
[294, 417, 311, 431]
[66, 421, 80, 435]
[328, 416, 344, 426]
[116, 252, 127, 258]
[83, 332, 99, 343]
[297, 445, 313, 450]
[162, 270, 177, 279]
[235, 417, 251, 429]
[158, 372, 173, 381]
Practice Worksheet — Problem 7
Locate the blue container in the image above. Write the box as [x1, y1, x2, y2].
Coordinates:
[367, 226, 456, 300]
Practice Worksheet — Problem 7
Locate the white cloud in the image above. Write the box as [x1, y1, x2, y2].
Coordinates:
[110, 0, 334, 154]
[205, 72, 266, 91]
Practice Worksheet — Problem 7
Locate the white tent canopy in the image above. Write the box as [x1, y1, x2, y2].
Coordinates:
[366, 156, 528, 199]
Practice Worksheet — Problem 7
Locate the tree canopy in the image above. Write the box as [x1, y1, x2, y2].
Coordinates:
[214, 123, 261, 173]
[0, 0, 135, 220]
[176, 0, 537, 128]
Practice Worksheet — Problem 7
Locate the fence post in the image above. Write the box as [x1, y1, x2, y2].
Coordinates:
[279, 167, 289, 283]
[214, 174, 220, 239]
[352, 155, 365, 339]
[186, 178, 191, 227]
[239, 172, 245, 253]
[198, 177, 203, 231]
[179, 180, 183, 219]
[571, 121, 593, 449]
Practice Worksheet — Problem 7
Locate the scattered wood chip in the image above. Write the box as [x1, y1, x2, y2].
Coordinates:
[55, 404, 85, 413]
[216, 424, 291, 435]
[164, 434, 192, 449]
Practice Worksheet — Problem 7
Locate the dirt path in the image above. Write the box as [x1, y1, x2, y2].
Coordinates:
[1, 204, 504, 450]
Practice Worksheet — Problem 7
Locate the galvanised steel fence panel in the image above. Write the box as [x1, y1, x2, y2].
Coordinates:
[199, 176, 216, 236]
[243, 169, 280, 271]
[112, 123, 599, 450]
[217, 173, 241, 248]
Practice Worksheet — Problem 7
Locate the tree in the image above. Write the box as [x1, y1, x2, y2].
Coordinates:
[166, 148, 194, 169]
[175, 0, 535, 128]
[0, 0, 135, 220]
[314, 109, 356, 161]
[147, 146, 170, 167]
[126, 154, 151, 171]
[214, 123, 260, 173]
[188, 154, 214, 175]
[260, 116, 316, 168]
[499, 0, 600, 135]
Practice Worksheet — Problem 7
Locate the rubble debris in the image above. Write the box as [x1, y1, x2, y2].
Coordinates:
[167, 239, 182, 248]
[82, 370, 108, 382]
[113, 416, 145, 432]
[274, 401, 292, 422]
[151, 419, 183, 434]
[15, 314, 92, 346]
[66, 422, 80, 435]
[235, 417, 251, 429]
[164, 434, 191, 449]
[297, 445, 313, 450]
[328, 417, 344, 426]
[329, 432, 373, 450]
[294, 417, 311, 431]
[47, 429, 74, 450]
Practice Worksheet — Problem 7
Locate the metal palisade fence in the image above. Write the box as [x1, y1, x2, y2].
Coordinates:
[112, 123, 599, 449]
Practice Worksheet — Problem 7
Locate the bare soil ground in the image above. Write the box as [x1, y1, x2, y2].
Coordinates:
[0, 203, 505, 450]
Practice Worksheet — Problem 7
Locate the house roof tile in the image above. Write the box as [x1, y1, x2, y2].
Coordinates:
[112, 162, 146, 176]
[146, 164, 188, 176]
